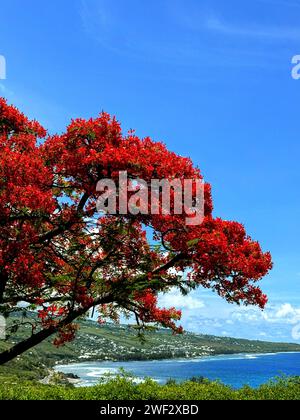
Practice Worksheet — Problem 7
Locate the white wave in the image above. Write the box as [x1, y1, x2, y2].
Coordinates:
[86, 368, 118, 378]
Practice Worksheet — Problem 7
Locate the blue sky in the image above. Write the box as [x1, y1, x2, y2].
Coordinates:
[1, 0, 300, 342]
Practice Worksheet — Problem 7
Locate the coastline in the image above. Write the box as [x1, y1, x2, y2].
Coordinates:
[53, 351, 300, 388]
[54, 349, 300, 368]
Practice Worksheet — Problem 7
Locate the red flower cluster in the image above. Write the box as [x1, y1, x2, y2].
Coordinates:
[0, 97, 46, 137]
[53, 324, 79, 347]
[38, 305, 67, 326]
[0, 98, 273, 350]
[135, 290, 183, 334]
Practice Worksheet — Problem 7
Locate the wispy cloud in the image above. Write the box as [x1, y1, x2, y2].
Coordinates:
[80, 0, 111, 43]
[257, 0, 300, 8]
[0, 83, 14, 97]
[79, 0, 289, 73]
[205, 16, 300, 41]
[79, 0, 139, 59]
[169, 0, 300, 43]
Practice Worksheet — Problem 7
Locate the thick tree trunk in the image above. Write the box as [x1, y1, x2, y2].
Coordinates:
[0, 325, 58, 365]
[0, 294, 112, 366]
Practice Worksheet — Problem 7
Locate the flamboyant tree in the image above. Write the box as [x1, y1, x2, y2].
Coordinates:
[0, 98, 272, 365]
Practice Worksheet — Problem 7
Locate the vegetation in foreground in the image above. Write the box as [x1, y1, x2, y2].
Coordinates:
[0, 374, 300, 400]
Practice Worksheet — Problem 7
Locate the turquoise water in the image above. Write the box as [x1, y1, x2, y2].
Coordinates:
[56, 352, 300, 389]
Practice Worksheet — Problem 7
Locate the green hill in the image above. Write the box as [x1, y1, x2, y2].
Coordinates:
[1, 319, 300, 381]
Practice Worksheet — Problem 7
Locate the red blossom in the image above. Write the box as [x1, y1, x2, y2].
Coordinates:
[0, 98, 273, 348]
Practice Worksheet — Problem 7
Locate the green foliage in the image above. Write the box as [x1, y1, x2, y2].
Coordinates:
[0, 375, 300, 400]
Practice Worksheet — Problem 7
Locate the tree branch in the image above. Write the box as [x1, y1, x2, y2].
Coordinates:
[152, 253, 187, 275]
[0, 293, 112, 366]
[38, 192, 90, 244]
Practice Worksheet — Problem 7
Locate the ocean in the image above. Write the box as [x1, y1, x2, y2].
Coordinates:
[55, 352, 300, 389]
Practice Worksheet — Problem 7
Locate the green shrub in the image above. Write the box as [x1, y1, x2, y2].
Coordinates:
[0, 374, 300, 400]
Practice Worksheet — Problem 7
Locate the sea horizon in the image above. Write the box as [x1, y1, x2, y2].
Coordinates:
[55, 351, 300, 389]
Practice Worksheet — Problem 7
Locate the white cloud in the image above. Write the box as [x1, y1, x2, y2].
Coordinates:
[159, 289, 205, 311]
[230, 303, 300, 326]
[158, 287, 300, 342]
[178, 297, 300, 342]
[275, 304, 300, 324]
[276, 303, 295, 318]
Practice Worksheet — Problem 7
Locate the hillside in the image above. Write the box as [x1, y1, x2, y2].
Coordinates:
[1, 319, 300, 380]
[54, 320, 300, 362]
